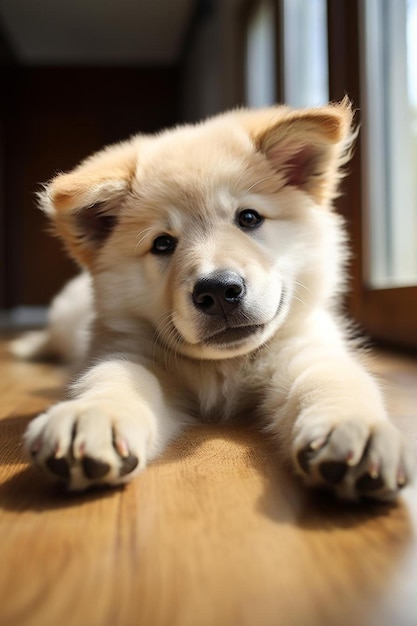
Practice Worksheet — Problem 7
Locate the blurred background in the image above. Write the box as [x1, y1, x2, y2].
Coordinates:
[0, 0, 416, 348]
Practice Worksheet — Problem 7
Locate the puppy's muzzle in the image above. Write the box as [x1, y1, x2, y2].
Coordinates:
[192, 271, 245, 316]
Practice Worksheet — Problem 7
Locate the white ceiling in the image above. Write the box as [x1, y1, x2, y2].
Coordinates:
[0, 0, 195, 65]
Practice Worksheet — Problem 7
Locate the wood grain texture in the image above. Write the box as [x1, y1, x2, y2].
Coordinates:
[0, 339, 416, 626]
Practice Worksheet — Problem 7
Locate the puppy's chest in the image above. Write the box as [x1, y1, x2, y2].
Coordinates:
[182, 361, 260, 423]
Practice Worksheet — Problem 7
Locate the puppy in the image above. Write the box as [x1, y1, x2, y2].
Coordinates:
[18, 98, 415, 499]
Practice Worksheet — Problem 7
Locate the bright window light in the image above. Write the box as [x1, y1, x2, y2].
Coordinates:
[245, 0, 276, 108]
[361, 0, 417, 286]
[281, 0, 329, 107]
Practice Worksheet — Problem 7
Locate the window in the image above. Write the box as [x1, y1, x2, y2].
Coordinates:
[361, 0, 417, 287]
[326, 0, 417, 347]
[281, 0, 328, 107]
[244, 0, 328, 108]
[243, 0, 417, 347]
[245, 0, 277, 107]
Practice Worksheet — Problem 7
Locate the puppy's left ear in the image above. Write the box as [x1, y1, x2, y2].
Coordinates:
[39, 139, 139, 267]
[253, 97, 355, 204]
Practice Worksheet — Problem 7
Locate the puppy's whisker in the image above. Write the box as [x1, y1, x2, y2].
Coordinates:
[292, 295, 306, 307]
[153, 312, 183, 371]
[154, 317, 174, 350]
[231, 168, 250, 193]
[294, 279, 311, 294]
[135, 226, 155, 253]
[153, 312, 173, 362]
[239, 310, 256, 326]
[255, 341, 273, 358]
[244, 175, 278, 194]
[292, 280, 311, 308]
[164, 327, 180, 371]
[171, 334, 183, 372]
[164, 326, 182, 372]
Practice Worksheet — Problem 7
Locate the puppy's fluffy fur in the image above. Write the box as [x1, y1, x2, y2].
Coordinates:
[17, 99, 415, 498]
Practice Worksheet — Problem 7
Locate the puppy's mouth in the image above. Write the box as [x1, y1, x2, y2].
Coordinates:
[165, 287, 287, 357]
[202, 323, 264, 346]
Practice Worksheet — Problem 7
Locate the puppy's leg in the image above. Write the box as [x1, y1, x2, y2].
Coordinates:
[10, 329, 54, 361]
[262, 336, 416, 501]
[10, 273, 92, 364]
[25, 359, 185, 490]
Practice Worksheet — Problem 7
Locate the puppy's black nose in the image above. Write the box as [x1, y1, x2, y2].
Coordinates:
[192, 271, 245, 316]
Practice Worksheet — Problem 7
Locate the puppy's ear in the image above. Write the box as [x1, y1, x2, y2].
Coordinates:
[39, 139, 138, 266]
[252, 98, 355, 204]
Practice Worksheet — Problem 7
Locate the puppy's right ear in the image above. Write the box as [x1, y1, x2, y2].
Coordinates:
[39, 139, 139, 267]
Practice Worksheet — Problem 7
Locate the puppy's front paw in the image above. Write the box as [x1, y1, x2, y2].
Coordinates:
[293, 413, 416, 501]
[24, 400, 153, 490]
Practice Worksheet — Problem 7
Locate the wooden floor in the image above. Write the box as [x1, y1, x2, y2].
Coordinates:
[0, 337, 417, 626]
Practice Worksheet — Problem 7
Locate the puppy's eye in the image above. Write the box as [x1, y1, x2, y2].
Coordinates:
[237, 209, 263, 229]
[151, 234, 177, 254]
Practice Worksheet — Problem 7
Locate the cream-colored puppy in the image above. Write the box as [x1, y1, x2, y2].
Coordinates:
[18, 99, 415, 499]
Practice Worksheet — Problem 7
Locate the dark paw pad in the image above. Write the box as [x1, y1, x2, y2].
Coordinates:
[119, 453, 139, 477]
[81, 456, 111, 480]
[355, 473, 384, 492]
[46, 456, 70, 480]
[319, 461, 348, 484]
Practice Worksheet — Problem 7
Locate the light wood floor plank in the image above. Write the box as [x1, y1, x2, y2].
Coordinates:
[0, 339, 416, 626]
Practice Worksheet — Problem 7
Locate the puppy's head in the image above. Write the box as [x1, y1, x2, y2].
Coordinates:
[40, 99, 354, 360]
